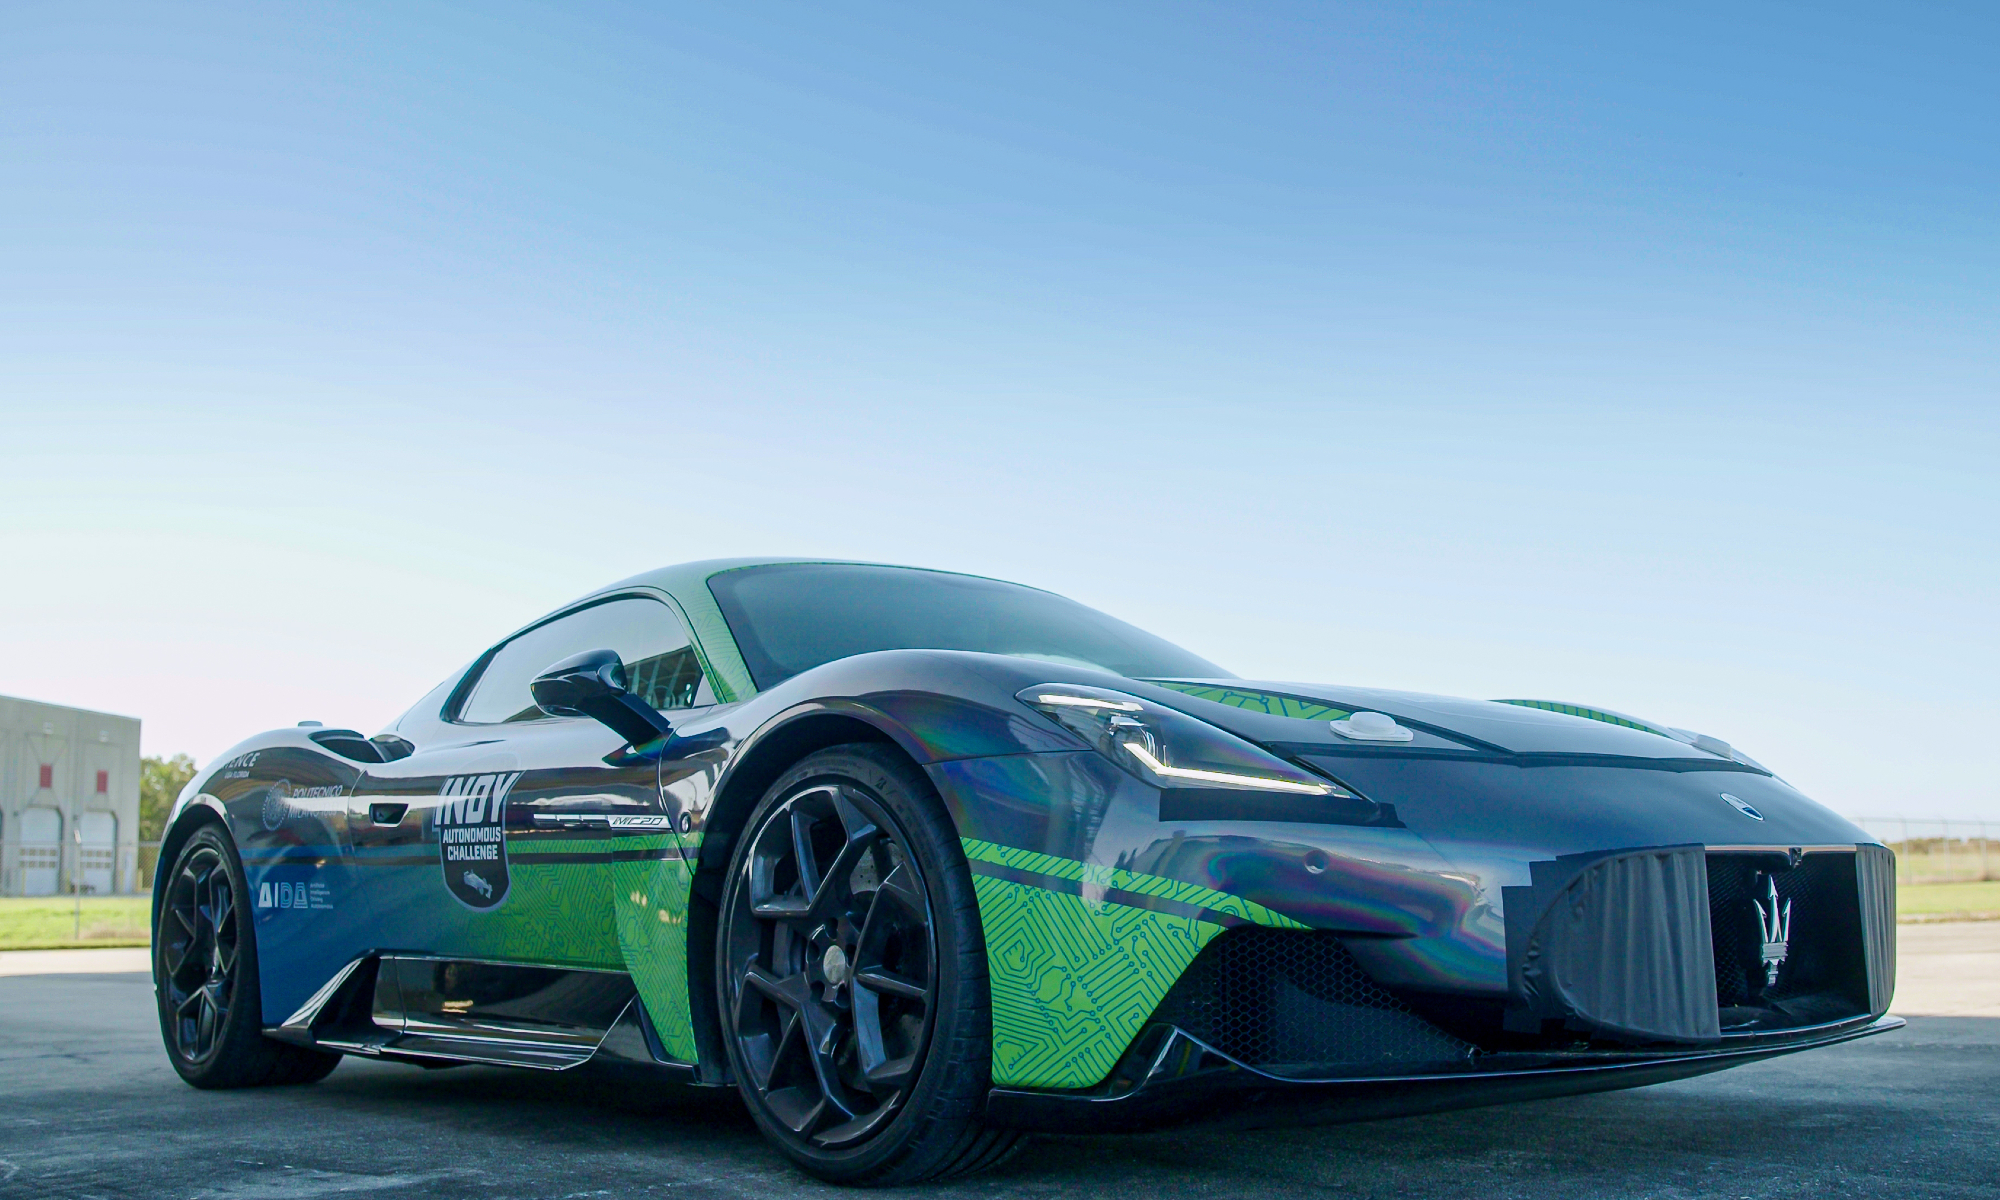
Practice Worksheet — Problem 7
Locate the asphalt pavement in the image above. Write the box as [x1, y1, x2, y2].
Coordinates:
[1, 966, 1995, 1199]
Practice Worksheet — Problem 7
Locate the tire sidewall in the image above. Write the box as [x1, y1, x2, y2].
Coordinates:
[717, 745, 984, 1182]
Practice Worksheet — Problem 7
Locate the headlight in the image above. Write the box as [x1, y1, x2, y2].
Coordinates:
[1018, 683, 1352, 796]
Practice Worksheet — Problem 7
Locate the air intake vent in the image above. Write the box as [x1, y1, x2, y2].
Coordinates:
[1148, 929, 1473, 1078]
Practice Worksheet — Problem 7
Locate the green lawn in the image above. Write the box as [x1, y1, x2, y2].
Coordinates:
[1, 877, 1995, 951]
[0, 896, 151, 950]
[1897, 879, 2000, 919]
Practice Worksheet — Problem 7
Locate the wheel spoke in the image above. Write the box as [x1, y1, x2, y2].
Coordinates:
[828, 789, 878, 842]
[750, 896, 810, 920]
[789, 807, 822, 902]
[196, 991, 218, 1055]
[874, 861, 925, 918]
[804, 829, 877, 926]
[864, 1053, 917, 1090]
[853, 969, 928, 1002]
[797, 1000, 858, 1122]
[744, 962, 807, 1012]
[755, 1008, 804, 1092]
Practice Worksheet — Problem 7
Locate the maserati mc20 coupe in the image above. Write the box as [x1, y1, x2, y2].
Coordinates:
[153, 558, 1900, 1183]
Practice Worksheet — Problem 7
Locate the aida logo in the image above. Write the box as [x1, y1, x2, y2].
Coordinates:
[256, 879, 332, 911]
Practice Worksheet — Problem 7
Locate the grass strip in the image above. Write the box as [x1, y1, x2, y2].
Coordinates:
[1896, 879, 2000, 922]
[0, 896, 152, 950]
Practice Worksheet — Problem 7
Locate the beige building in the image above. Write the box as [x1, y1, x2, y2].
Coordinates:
[0, 695, 142, 896]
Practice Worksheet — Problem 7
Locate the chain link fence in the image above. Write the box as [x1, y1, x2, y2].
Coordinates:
[1850, 819, 1995, 885]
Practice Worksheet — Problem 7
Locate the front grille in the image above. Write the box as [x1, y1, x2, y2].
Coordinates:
[1707, 852, 1870, 1031]
[1148, 929, 1473, 1078]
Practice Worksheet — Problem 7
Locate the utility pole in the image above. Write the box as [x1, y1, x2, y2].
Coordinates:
[73, 823, 82, 940]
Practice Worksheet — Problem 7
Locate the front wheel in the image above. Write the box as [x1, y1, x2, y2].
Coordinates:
[154, 822, 340, 1088]
[716, 745, 1017, 1184]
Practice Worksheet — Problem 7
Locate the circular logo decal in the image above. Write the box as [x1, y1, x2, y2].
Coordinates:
[1721, 792, 1765, 821]
[261, 780, 294, 830]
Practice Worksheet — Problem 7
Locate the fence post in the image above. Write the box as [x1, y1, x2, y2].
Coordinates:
[1900, 818, 1909, 884]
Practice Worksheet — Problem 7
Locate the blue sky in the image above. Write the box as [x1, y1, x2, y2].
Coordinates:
[3, 3, 1995, 821]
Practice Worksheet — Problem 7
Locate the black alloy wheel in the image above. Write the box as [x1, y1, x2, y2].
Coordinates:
[717, 745, 1016, 1184]
[153, 823, 340, 1088]
[160, 837, 241, 1066]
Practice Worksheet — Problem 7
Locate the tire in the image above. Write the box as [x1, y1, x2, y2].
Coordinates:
[716, 744, 1017, 1184]
[154, 821, 341, 1088]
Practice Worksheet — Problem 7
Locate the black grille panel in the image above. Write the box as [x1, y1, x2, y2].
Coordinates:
[1149, 929, 1473, 1078]
[1707, 852, 1869, 1031]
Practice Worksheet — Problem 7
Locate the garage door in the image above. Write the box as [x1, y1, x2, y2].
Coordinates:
[18, 807, 61, 896]
[79, 811, 116, 895]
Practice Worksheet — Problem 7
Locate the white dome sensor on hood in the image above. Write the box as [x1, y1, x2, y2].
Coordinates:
[1330, 711, 1414, 741]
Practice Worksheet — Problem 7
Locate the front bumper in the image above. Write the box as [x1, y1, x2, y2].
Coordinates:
[986, 1014, 1904, 1133]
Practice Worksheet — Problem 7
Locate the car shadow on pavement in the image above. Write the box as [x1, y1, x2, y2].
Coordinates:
[282, 1017, 1994, 1198]
[3, 973, 1992, 1200]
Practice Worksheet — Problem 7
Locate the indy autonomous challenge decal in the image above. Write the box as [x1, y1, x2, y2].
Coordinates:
[437, 772, 522, 910]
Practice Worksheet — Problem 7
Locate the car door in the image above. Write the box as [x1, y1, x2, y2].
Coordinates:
[347, 594, 713, 969]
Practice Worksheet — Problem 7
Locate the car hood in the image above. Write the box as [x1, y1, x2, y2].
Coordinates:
[1140, 679, 1738, 762]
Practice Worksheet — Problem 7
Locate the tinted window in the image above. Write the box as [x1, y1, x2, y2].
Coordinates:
[709, 564, 1230, 689]
[458, 597, 710, 724]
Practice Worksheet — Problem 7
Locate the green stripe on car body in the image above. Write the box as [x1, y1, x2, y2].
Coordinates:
[961, 837, 1306, 1089]
[1149, 682, 1354, 722]
[1493, 698, 1661, 733]
[960, 838, 1308, 931]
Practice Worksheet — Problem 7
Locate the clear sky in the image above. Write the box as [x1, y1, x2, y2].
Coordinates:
[3, 3, 1995, 822]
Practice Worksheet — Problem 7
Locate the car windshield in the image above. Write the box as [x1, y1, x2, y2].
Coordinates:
[708, 563, 1231, 689]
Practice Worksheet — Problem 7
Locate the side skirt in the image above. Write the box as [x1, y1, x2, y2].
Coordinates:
[268, 954, 698, 1079]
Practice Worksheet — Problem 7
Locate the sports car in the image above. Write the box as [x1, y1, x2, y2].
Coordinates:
[153, 558, 1900, 1183]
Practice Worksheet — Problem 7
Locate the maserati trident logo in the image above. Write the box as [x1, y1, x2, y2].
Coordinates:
[1753, 874, 1792, 987]
[1721, 792, 1765, 820]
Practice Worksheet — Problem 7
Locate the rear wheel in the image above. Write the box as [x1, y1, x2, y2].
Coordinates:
[717, 745, 1016, 1184]
[154, 822, 340, 1088]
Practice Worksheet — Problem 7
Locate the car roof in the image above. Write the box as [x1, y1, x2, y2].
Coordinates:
[580, 558, 1046, 702]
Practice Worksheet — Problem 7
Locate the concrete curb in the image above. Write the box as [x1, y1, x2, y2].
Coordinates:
[0, 947, 152, 976]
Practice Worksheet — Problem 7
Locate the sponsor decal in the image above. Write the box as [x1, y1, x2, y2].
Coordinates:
[437, 772, 521, 910]
[260, 780, 345, 830]
[256, 879, 333, 911]
[529, 812, 670, 829]
[261, 780, 294, 830]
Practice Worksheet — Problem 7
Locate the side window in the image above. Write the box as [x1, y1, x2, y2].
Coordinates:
[456, 597, 711, 724]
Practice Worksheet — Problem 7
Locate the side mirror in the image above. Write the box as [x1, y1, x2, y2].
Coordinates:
[531, 649, 674, 747]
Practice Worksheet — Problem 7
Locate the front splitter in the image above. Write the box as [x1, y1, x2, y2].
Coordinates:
[985, 1015, 1905, 1134]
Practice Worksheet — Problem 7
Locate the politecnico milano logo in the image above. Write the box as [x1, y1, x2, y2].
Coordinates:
[436, 772, 522, 910]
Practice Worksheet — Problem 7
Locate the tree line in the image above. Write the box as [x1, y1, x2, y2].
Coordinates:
[139, 754, 197, 842]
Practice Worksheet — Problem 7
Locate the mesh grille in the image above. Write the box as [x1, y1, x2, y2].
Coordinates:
[1708, 852, 1868, 1028]
[1148, 929, 1473, 1078]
